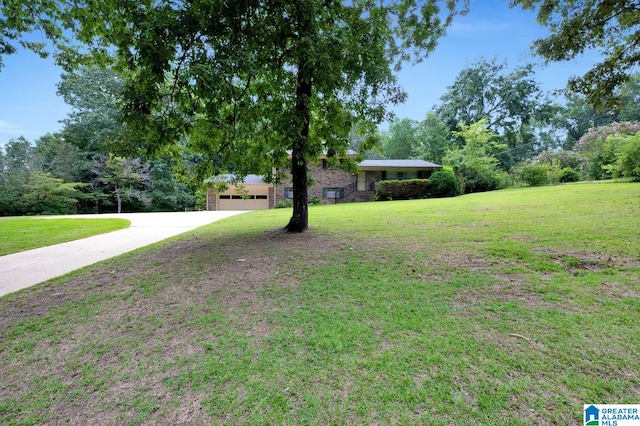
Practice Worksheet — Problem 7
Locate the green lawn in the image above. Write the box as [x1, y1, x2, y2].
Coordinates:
[0, 217, 131, 256]
[0, 182, 638, 425]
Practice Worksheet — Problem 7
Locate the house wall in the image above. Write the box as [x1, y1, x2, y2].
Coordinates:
[353, 169, 436, 201]
[274, 167, 437, 205]
[209, 165, 440, 209]
[361, 168, 436, 181]
[275, 163, 357, 205]
[362, 171, 383, 192]
[206, 188, 216, 211]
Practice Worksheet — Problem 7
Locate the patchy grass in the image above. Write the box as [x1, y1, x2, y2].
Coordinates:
[0, 217, 130, 256]
[0, 182, 638, 425]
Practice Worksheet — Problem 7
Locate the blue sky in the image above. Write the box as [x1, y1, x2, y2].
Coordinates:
[0, 0, 600, 147]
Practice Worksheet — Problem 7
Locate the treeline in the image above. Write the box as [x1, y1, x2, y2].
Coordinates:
[2, 59, 639, 216]
[0, 68, 197, 216]
[376, 58, 640, 193]
[0, 136, 197, 216]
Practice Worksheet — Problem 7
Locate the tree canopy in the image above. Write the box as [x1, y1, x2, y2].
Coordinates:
[511, 0, 640, 109]
[381, 112, 452, 164]
[436, 58, 554, 166]
[57, 67, 125, 152]
[437, 59, 542, 134]
[383, 119, 419, 159]
[1, 0, 470, 231]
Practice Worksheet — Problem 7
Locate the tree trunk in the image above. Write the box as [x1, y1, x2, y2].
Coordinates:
[285, 5, 312, 233]
[285, 59, 311, 232]
[115, 188, 122, 214]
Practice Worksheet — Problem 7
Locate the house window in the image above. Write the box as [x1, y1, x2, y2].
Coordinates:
[396, 171, 404, 180]
[231, 195, 243, 199]
[357, 171, 367, 191]
[220, 195, 231, 199]
[323, 187, 345, 199]
[381, 171, 387, 180]
[284, 187, 294, 198]
[417, 170, 429, 179]
[256, 195, 268, 200]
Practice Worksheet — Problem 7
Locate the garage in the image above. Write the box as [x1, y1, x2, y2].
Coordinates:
[217, 190, 270, 210]
[207, 175, 273, 211]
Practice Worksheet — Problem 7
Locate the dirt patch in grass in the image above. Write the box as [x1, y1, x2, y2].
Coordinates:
[451, 274, 560, 317]
[0, 229, 336, 328]
[0, 227, 341, 424]
[355, 236, 525, 283]
[545, 250, 640, 272]
[447, 250, 640, 315]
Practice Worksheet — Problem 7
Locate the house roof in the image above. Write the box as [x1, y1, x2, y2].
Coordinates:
[288, 149, 358, 159]
[205, 174, 266, 185]
[205, 158, 442, 185]
[358, 159, 441, 169]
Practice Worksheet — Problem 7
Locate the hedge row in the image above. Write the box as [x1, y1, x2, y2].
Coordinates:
[375, 179, 429, 200]
[374, 169, 460, 201]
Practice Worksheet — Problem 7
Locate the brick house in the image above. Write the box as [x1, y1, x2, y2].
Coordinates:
[206, 153, 442, 211]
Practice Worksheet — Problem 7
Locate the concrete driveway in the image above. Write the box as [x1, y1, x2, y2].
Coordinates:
[0, 210, 247, 297]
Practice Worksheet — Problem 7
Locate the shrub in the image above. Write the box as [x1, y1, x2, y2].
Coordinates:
[428, 167, 460, 197]
[274, 199, 293, 208]
[520, 163, 549, 186]
[574, 123, 640, 180]
[275, 196, 321, 208]
[443, 119, 509, 194]
[574, 121, 640, 154]
[516, 156, 583, 185]
[534, 150, 583, 170]
[374, 179, 430, 201]
[558, 167, 581, 183]
[619, 134, 640, 181]
[456, 159, 507, 193]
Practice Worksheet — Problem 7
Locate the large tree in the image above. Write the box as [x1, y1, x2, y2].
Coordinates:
[57, 68, 125, 153]
[413, 111, 452, 164]
[383, 113, 452, 163]
[618, 74, 640, 122]
[383, 118, 419, 159]
[437, 59, 542, 133]
[0, 0, 469, 231]
[511, 0, 640, 109]
[92, 155, 151, 214]
[0, 137, 33, 214]
[32, 133, 86, 182]
[436, 58, 552, 166]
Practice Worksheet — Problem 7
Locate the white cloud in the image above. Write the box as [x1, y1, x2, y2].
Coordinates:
[0, 119, 42, 147]
[0, 119, 22, 133]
